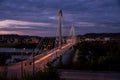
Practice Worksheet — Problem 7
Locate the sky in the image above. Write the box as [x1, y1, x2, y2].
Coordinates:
[0, 0, 120, 36]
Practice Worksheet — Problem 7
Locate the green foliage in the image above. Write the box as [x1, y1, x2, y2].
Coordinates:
[74, 41, 120, 71]
[42, 63, 60, 80]
[0, 54, 11, 65]
[23, 63, 60, 80]
[0, 63, 60, 80]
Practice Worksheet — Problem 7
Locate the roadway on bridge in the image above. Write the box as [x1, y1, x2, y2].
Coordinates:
[0, 43, 73, 78]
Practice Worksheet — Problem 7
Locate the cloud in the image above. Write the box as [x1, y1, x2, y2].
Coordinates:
[75, 22, 96, 27]
[0, 19, 58, 36]
[0, 0, 120, 36]
[0, 30, 22, 35]
[0, 20, 56, 28]
[48, 16, 57, 20]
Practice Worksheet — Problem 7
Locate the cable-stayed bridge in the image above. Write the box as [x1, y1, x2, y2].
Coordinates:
[0, 9, 77, 78]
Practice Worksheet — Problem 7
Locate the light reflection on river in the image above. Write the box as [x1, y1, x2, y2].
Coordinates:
[0, 48, 33, 53]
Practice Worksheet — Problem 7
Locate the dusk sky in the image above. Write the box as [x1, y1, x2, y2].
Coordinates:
[0, 0, 120, 36]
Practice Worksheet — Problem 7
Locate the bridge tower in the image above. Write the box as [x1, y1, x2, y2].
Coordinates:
[71, 24, 76, 44]
[58, 9, 63, 48]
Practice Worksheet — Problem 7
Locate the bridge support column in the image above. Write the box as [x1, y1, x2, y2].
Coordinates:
[58, 9, 63, 48]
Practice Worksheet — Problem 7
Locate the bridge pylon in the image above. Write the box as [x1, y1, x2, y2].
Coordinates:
[70, 24, 76, 44]
[58, 9, 63, 49]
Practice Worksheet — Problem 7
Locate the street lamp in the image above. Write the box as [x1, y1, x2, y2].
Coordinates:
[21, 48, 25, 78]
[32, 50, 35, 76]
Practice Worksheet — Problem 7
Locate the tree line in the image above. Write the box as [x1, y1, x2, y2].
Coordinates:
[74, 41, 120, 71]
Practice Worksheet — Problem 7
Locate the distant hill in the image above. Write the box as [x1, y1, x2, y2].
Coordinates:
[78, 33, 120, 39]
[0, 34, 41, 39]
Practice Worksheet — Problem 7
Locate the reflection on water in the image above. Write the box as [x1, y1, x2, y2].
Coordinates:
[0, 48, 33, 53]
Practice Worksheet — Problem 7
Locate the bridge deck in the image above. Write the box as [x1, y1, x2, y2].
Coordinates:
[0, 43, 73, 78]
